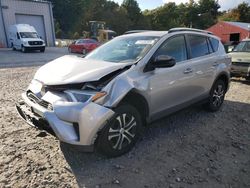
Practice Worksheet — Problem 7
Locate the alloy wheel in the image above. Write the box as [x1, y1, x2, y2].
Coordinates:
[108, 113, 137, 150]
[212, 84, 225, 107]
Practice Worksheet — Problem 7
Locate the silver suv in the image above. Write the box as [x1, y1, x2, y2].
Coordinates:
[16, 28, 231, 157]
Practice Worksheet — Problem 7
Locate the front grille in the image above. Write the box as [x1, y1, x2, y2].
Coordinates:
[28, 41, 43, 45]
[27, 91, 53, 111]
[232, 62, 250, 67]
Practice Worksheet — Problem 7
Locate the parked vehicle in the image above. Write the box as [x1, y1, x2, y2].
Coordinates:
[9, 24, 45, 53]
[228, 39, 250, 80]
[89, 21, 116, 43]
[16, 28, 231, 157]
[68, 39, 100, 55]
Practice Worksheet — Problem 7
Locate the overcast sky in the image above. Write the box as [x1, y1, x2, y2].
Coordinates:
[112, 0, 250, 11]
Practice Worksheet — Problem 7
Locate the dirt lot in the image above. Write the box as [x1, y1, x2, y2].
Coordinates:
[0, 67, 250, 188]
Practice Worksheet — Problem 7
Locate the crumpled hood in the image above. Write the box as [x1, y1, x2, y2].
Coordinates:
[228, 52, 250, 63]
[34, 55, 131, 85]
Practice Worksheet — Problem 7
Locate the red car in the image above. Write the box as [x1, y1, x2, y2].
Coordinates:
[68, 39, 100, 55]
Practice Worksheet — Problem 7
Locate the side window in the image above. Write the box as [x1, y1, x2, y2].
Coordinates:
[209, 38, 219, 52]
[76, 40, 84, 44]
[245, 42, 250, 52]
[155, 35, 187, 63]
[188, 35, 209, 58]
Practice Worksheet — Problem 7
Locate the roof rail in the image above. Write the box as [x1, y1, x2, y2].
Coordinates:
[168, 28, 214, 35]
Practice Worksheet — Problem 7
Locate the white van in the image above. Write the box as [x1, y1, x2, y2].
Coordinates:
[9, 24, 45, 53]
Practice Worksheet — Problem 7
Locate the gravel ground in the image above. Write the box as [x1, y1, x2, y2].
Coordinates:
[0, 48, 70, 68]
[0, 67, 250, 188]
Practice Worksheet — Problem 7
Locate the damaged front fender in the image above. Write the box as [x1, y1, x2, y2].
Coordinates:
[102, 68, 150, 108]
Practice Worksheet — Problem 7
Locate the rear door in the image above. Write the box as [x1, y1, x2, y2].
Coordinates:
[186, 34, 217, 97]
[73, 39, 82, 53]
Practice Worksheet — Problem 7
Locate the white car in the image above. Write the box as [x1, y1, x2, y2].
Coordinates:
[9, 24, 45, 53]
[229, 39, 250, 80]
[16, 28, 231, 157]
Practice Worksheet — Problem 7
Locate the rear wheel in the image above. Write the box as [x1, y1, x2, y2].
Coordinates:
[205, 79, 226, 112]
[96, 104, 142, 157]
[82, 48, 87, 55]
[11, 43, 16, 51]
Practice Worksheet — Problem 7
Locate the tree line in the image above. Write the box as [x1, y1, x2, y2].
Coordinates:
[47, 0, 250, 39]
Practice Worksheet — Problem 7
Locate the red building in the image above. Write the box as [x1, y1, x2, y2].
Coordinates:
[207, 21, 250, 44]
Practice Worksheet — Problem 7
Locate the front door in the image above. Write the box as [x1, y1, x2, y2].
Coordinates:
[147, 35, 197, 117]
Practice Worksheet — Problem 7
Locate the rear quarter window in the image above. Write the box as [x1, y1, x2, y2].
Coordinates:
[209, 38, 219, 52]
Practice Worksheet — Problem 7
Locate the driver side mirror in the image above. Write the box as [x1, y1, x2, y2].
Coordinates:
[144, 55, 176, 72]
[152, 55, 176, 68]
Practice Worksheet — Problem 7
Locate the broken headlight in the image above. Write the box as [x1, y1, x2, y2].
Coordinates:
[64, 90, 106, 103]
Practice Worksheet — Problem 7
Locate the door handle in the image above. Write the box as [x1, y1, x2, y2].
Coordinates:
[183, 68, 193, 74]
[213, 62, 219, 67]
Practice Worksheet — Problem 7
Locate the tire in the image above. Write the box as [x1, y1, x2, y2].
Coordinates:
[11, 43, 16, 51]
[82, 48, 87, 55]
[245, 77, 250, 81]
[205, 79, 226, 112]
[21, 46, 26, 53]
[40, 47, 45, 53]
[96, 104, 142, 157]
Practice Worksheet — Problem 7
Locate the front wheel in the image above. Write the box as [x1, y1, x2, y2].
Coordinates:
[21, 46, 26, 53]
[40, 47, 45, 53]
[96, 104, 142, 157]
[205, 79, 226, 112]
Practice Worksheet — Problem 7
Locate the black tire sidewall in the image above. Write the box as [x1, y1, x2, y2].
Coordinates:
[40, 47, 45, 52]
[96, 104, 142, 157]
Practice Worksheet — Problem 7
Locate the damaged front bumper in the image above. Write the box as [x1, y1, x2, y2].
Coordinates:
[16, 92, 114, 151]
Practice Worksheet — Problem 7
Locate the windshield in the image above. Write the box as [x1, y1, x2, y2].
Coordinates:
[85, 36, 159, 63]
[19, 32, 39, 38]
[233, 41, 250, 52]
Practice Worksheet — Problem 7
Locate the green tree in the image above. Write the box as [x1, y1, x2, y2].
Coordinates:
[55, 21, 62, 38]
[196, 0, 220, 29]
[82, 0, 131, 34]
[236, 2, 250, 22]
[219, 2, 250, 23]
[122, 0, 141, 28]
[144, 2, 186, 30]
